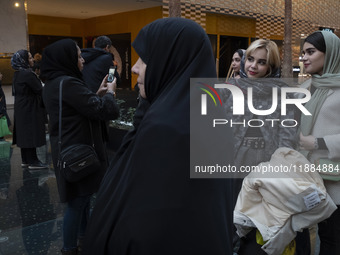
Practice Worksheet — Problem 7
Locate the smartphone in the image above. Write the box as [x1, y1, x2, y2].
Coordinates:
[107, 66, 116, 82]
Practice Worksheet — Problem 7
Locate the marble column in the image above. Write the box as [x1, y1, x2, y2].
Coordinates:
[0, 0, 28, 54]
[0, 0, 27, 85]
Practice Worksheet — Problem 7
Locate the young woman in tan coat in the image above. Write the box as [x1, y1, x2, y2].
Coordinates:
[299, 30, 340, 255]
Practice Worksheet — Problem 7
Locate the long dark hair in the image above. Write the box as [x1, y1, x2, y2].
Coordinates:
[235, 49, 245, 58]
[304, 31, 326, 53]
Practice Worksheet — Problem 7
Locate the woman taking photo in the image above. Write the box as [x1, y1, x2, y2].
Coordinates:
[41, 39, 119, 255]
[299, 30, 340, 255]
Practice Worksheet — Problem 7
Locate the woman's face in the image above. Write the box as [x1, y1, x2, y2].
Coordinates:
[132, 57, 147, 99]
[302, 42, 325, 75]
[245, 48, 270, 78]
[28, 53, 34, 68]
[231, 52, 242, 73]
[77, 46, 85, 71]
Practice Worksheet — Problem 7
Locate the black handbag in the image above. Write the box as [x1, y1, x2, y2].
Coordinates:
[57, 78, 100, 183]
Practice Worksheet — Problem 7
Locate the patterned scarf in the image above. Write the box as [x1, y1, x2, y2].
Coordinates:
[11, 50, 30, 71]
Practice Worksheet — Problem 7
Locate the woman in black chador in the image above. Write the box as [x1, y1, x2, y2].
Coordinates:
[83, 18, 235, 255]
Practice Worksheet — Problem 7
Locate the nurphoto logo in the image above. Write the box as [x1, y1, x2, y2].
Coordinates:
[190, 78, 312, 178]
[201, 83, 311, 116]
[199, 82, 312, 128]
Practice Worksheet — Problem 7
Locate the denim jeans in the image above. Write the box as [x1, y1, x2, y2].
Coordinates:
[63, 195, 91, 250]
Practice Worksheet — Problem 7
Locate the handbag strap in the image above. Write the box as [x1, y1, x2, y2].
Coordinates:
[58, 78, 95, 162]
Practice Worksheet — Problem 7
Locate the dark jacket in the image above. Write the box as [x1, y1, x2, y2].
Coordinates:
[221, 78, 297, 158]
[42, 76, 119, 202]
[12, 69, 46, 147]
[81, 48, 120, 92]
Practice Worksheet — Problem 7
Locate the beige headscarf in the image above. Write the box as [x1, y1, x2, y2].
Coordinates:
[301, 31, 340, 135]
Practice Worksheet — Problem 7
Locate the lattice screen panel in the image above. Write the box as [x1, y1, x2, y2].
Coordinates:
[162, 0, 340, 64]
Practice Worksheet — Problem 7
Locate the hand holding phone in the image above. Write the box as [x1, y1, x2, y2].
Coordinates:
[107, 66, 116, 82]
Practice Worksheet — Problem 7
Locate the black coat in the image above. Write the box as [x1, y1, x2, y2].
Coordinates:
[12, 70, 46, 148]
[81, 48, 120, 92]
[42, 76, 119, 202]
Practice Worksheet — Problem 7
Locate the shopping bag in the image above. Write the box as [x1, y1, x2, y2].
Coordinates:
[0, 116, 11, 137]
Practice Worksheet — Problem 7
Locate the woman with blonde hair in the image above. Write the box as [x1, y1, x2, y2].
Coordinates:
[223, 38, 295, 183]
[222, 39, 298, 254]
[239, 39, 281, 78]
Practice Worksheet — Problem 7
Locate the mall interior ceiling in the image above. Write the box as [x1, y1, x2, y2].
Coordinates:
[27, 0, 163, 19]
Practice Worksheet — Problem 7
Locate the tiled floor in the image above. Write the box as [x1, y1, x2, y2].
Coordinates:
[0, 136, 65, 255]
[0, 88, 136, 255]
[0, 131, 118, 255]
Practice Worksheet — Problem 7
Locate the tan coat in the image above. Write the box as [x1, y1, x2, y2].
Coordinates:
[302, 79, 340, 204]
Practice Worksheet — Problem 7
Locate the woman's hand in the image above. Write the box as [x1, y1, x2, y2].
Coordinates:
[299, 132, 316, 151]
[96, 74, 117, 97]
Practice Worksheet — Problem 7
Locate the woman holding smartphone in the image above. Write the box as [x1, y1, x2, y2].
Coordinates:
[41, 39, 119, 255]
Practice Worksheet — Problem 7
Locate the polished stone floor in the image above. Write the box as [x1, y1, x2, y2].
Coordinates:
[0, 136, 65, 255]
[0, 87, 135, 255]
[0, 128, 120, 255]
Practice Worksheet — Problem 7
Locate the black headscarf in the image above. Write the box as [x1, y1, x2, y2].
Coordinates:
[40, 39, 82, 81]
[11, 49, 30, 70]
[132, 18, 218, 103]
[83, 18, 234, 255]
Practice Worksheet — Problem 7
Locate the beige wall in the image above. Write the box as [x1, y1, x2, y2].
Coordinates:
[0, 0, 28, 54]
[27, 7, 162, 87]
[0, 0, 28, 85]
[28, 15, 85, 37]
